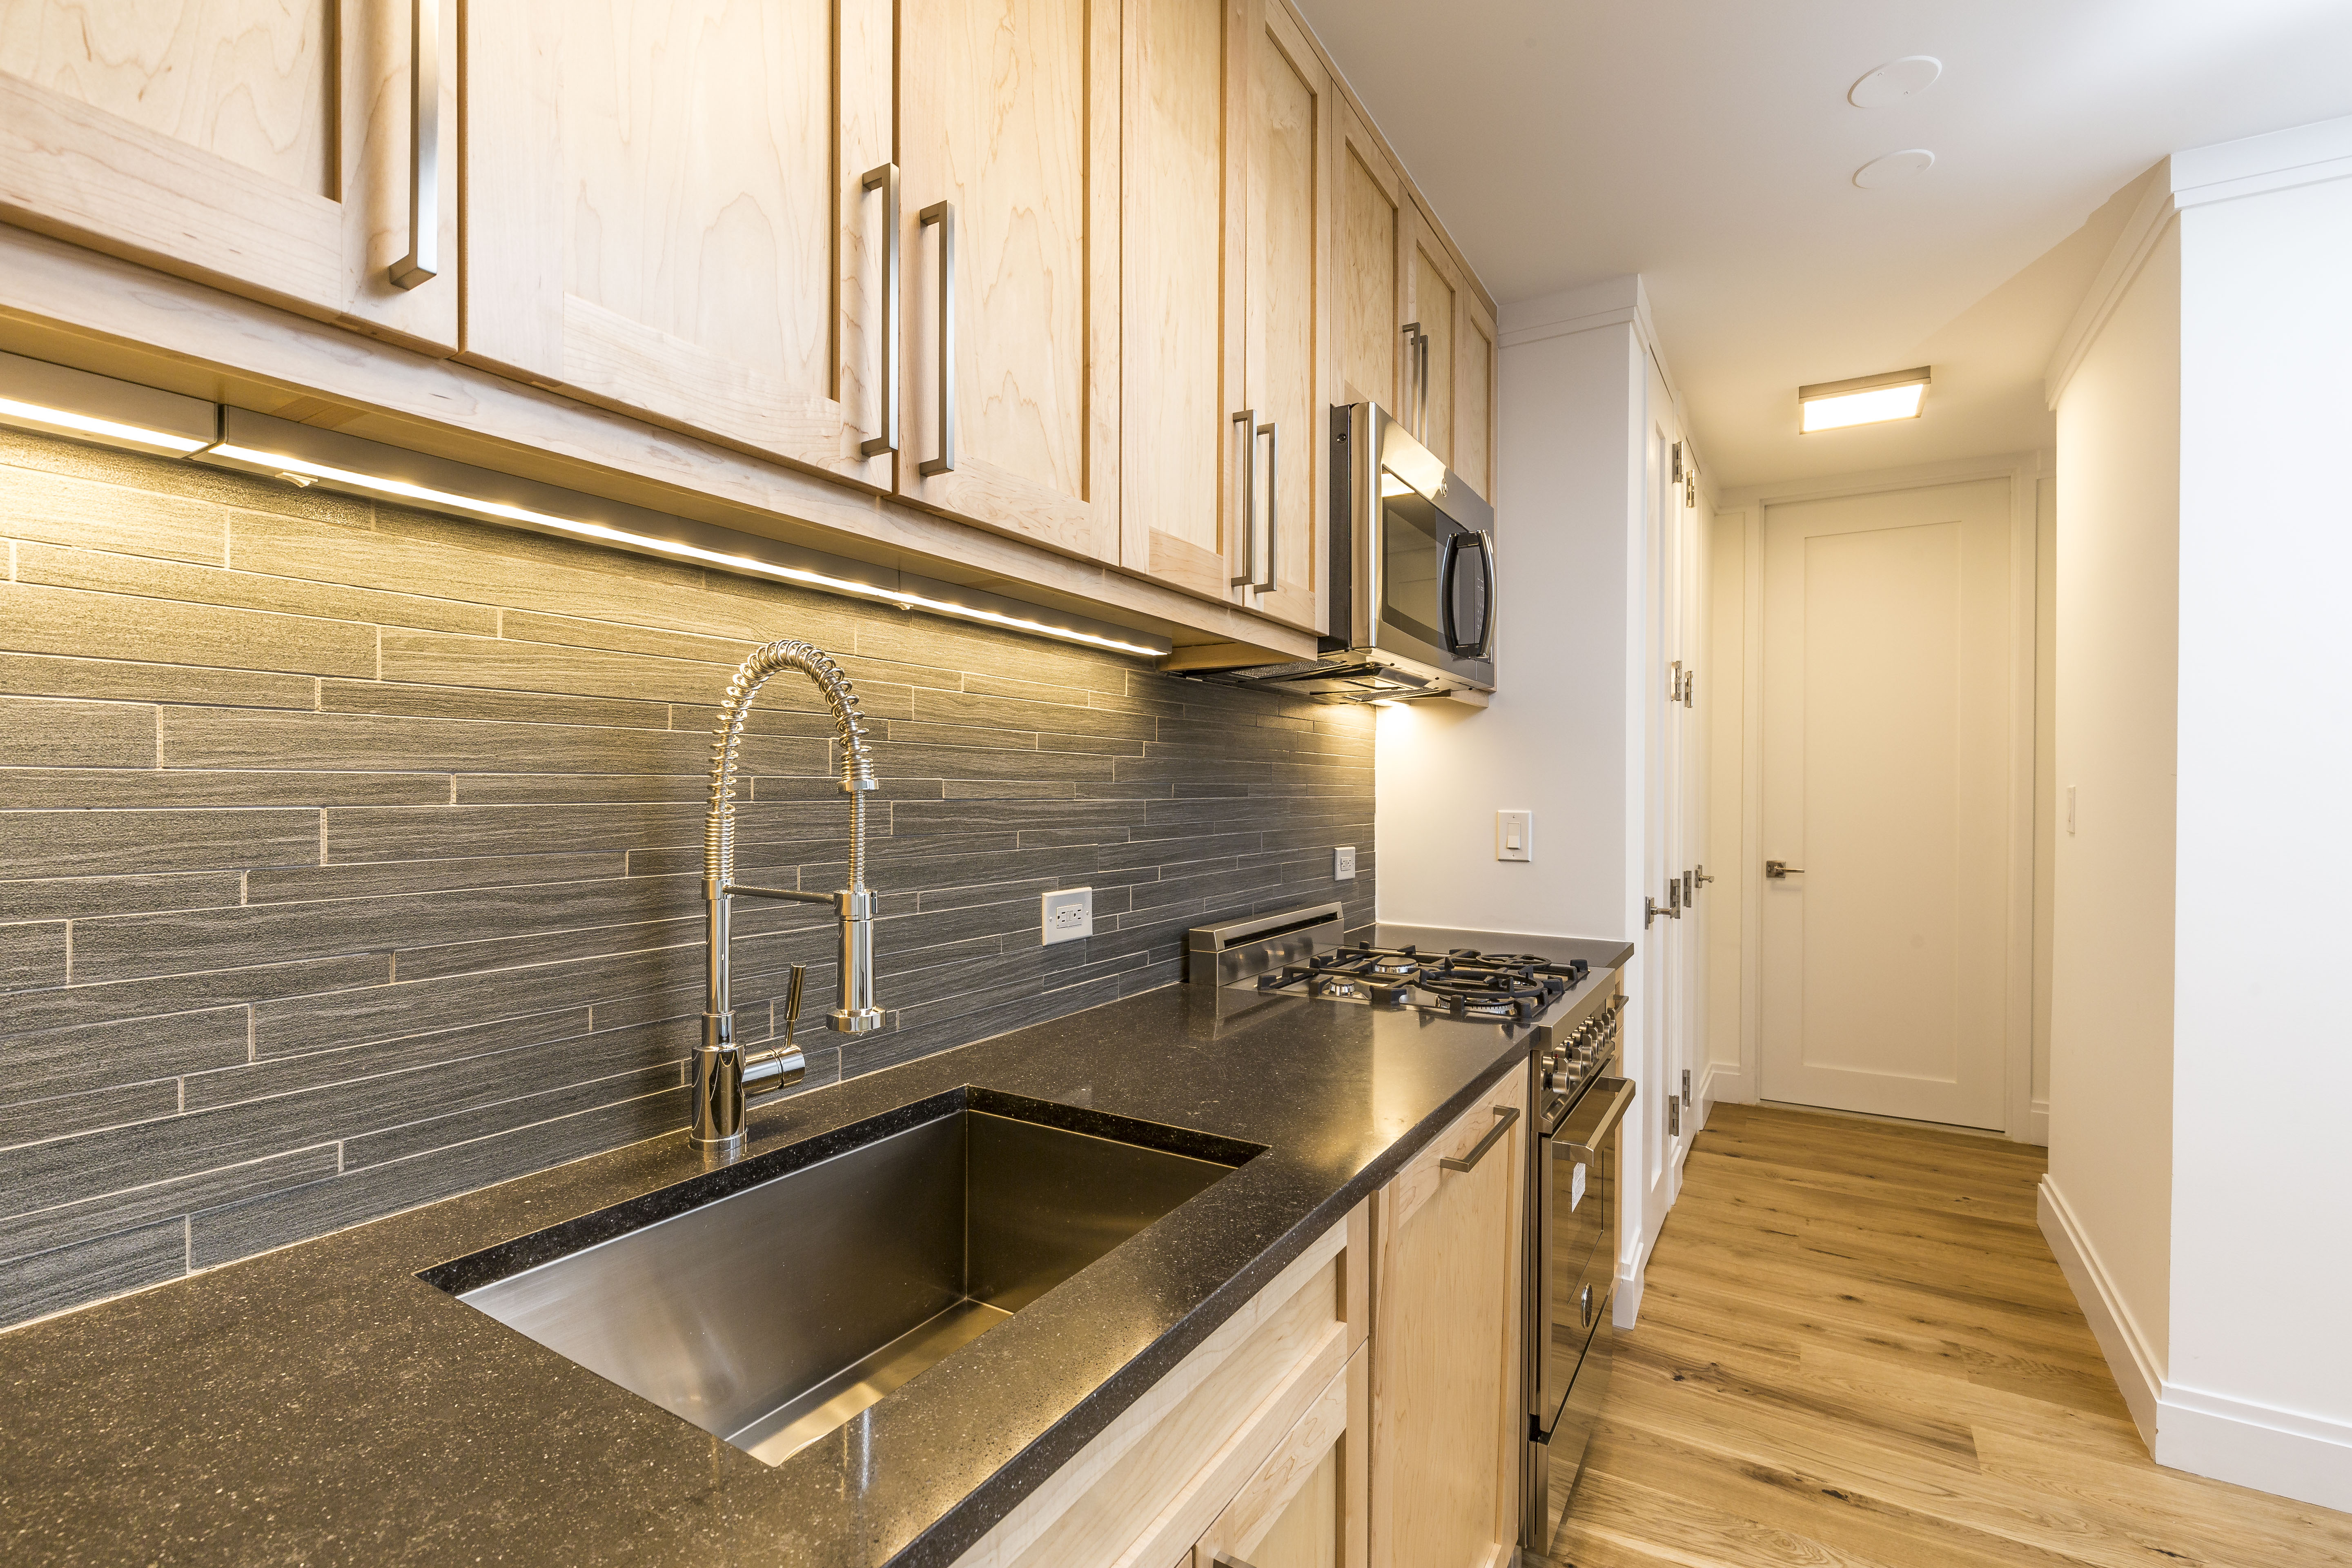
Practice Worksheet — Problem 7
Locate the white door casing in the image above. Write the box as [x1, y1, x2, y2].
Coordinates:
[1758, 477, 2016, 1128]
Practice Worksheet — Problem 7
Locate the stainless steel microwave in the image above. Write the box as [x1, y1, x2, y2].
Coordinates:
[1219, 401, 1495, 704]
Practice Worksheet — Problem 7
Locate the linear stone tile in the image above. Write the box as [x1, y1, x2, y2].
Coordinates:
[0, 1145, 339, 1265]
[246, 853, 626, 905]
[943, 780, 1076, 800]
[0, 651, 312, 710]
[668, 702, 849, 739]
[0, 808, 318, 878]
[853, 615, 1126, 696]
[749, 775, 942, 803]
[252, 945, 695, 1057]
[318, 678, 671, 732]
[895, 798, 1150, 834]
[0, 695, 156, 768]
[0, 1078, 180, 1150]
[160, 708, 824, 776]
[0, 461, 223, 564]
[0, 1004, 248, 1109]
[378, 628, 748, 707]
[497, 609, 768, 666]
[0, 1218, 184, 1324]
[884, 721, 1037, 751]
[0, 581, 378, 677]
[912, 688, 1158, 741]
[321, 801, 853, 864]
[458, 773, 726, 805]
[0, 429, 370, 527]
[185, 1007, 592, 1112]
[0, 871, 244, 922]
[16, 543, 498, 636]
[0, 953, 390, 1038]
[0, 768, 450, 810]
[2, 922, 67, 990]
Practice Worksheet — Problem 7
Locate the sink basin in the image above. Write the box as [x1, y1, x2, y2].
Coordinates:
[421, 1087, 1256, 1465]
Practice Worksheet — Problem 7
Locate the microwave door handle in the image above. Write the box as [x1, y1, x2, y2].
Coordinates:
[1438, 531, 1463, 654]
[1472, 530, 1497, 658]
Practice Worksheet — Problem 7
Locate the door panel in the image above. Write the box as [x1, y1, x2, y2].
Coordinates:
[1760, 478, 2014, 1127]
[1119, 0, 1238, 600]
[1457, 297, 1494, 502]
[1333, 102, 1400, 413]
[464, 0, 889, 482]
[0, 0, 459, 347]
[1405, 211, 1455, 465]
[899, 0, 1120, 563]
[1238, 0, 1326, 633]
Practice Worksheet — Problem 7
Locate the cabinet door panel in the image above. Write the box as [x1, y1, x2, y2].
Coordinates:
[1405, 210, 1456, 466]
[0, 0, 458, 347]
[465, 0, 889, 482]
[1370, 1071, 1527, 1568]
[1119, 0, 1238, 600]
[1333, 102, 1400, 414]
[1192, 1343, 1363, 1568]
[1237, 0, 1326, 633]
[900, 0, 1120, 563]
[1457, 294, 1494, 503]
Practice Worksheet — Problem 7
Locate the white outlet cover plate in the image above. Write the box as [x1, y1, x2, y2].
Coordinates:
[1042, 886, 1093, 946]
[1334, 845, 1356, 881]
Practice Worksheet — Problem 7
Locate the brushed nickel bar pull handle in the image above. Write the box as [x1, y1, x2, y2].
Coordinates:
[1417, 326, 1432, 443]
[919, 200, 956, 476]
[860, 163, 900, 459]
[1235, 409, 1257, 588]
[1441, 1105, 1519, 1173]
[1254, 419, 1278, 592]
[389, 0, 440, 290]
[1401, 321, 1419, 430]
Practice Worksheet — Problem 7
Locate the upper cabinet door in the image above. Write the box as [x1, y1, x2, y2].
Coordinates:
[1333, 101, 1402, 414]
[1403, 201, 1459, 469]
[1118, 0, 1242, 601]
[1457, 291, 1495, 504]
[0, 0, 459, 348]
[463, 0, 893, 486]
[1236, 0, 1329, 634]
[898, 0, 1121, 564]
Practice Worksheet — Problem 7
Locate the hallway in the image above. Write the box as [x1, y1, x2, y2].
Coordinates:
[1552, 1105, 2352, 1567]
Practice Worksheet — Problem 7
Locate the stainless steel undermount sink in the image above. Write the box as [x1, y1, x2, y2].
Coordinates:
[421, 1087, 1258, 1465]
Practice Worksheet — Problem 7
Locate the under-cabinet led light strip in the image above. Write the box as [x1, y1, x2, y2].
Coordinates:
[0, 352, 1170, 658]
[204, 441, 1169, 656]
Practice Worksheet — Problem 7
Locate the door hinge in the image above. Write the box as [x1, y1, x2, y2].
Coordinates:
[1668, 1096, 1682, 1136]
[1682, 667, 1695, 708]
[1670, 441, 1684, 484]
[1668, 659, 1684, 704]
[1681, 1069, 1692, 1107]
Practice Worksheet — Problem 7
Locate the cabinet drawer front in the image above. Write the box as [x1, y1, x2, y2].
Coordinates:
[1191, 1341, 1363, 1568]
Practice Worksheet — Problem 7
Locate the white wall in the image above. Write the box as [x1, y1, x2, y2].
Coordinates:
[2044, 115, 2352, 1511]
[2047, 219, 2181, 1416]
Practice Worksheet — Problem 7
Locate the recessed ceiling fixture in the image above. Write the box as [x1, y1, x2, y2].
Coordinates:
[1798, 367, 1931, 433]
[1848, 56, 1942, 109]
[1853, 148, 1935, 189]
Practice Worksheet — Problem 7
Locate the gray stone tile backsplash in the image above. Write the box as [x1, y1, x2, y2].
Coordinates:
[0, 430, 1373, 1331]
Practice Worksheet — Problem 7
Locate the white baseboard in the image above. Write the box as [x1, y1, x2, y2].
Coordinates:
[2038, 1176, 2163, 1442]
[2025, 1098, 2049, 1147]
[1699, 1060, 1750, 1120]
[2040, 1176, 2352, 1513]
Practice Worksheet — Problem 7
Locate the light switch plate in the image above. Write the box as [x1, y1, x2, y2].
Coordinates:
[1495, 810, 1532, 862]
[1041, 886, 1093, 945]
[1334, 845, 1356, 881]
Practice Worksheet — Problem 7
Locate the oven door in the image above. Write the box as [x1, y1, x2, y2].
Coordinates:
[1529, 1072, 1633, 1548]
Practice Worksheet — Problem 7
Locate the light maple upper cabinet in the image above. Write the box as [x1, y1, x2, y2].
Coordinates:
[1401, 202, 1460, 471]
[1333, 100, 1403, 416]
[897, 0, 1122, 563]
[1370, 1071, 1529, 1568]
[1457, 287, 1497, 505]
[0, 0, 459, 348]
[1118, 0, 1241, 603]
[1235, 0, 1331, 633]
[1119, 0, 1327, 633]
[463, 0, 894, 486]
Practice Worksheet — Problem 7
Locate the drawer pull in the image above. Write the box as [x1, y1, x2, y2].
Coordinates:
[859, 163, 900, 458]
[1440, 1105, 1518, 1174]
[919, 200, 956, 475]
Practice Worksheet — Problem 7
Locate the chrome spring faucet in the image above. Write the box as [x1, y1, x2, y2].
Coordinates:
[694, 638, 885, 1154]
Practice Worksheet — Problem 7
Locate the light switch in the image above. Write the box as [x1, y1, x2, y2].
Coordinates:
[1496, 810, 1532, 862]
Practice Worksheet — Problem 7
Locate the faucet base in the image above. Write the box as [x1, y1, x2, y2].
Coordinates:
[830, 1007, 887, 1034]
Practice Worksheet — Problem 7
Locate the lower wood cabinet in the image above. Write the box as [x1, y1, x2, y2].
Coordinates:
[1190, 1343, 1366, 1567]
[1368, 1069, 1530, 1568]
[951, 1203, 1369, 1568]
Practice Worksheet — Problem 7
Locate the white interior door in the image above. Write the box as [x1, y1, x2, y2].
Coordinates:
[1642, 418, 1686, 1192]
[1759, 478, 2014, 1128]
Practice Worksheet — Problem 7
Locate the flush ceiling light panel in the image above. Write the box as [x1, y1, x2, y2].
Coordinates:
[1853, 148, 1936, 188]
[194, 408, 1170, 657]
[1798, 367, 1931, 433]
[0, 350, 219, 458]
[1849, 56, 1942, 108]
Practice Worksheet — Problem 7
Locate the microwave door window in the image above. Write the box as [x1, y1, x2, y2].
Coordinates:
[1381, 488, 1446, 649]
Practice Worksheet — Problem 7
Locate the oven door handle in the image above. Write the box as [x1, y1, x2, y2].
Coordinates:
[1559, 1076, 1636, 1166]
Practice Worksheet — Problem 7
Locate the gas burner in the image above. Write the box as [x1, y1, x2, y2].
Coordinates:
[1241, 940, 1590, 1025]
[1366, 953, 1423, 978]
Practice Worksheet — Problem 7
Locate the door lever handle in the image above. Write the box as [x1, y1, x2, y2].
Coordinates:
[1765, 860, 1805, 879]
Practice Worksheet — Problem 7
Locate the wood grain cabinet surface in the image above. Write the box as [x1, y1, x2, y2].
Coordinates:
[0, 0, 460, 348]
[461, 0, 896, 486]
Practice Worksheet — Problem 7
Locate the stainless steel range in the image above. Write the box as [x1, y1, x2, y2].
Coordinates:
[1186, 904, 1631, 1555]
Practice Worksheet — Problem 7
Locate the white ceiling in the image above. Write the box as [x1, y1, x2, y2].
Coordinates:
[1292, 0, 2352, 488]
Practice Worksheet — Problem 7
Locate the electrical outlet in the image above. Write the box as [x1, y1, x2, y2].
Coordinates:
[1681, 1069, 1692, 1108]
[1334, 845, 1356, 881]
[1495, 809, 1532, 863]
[1041, 886, 1093, 946]
[1668, 1097, 1682, 1137]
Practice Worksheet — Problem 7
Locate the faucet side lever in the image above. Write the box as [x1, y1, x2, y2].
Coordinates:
[744, 964, 807, 1098]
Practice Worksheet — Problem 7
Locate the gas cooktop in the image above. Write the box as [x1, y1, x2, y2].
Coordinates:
[1247, 943, 1590, 1022]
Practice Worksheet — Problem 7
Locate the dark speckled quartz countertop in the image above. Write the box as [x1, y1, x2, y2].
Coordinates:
[0, 946, 1627, 1567]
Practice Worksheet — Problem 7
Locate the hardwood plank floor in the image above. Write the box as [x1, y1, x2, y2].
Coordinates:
[1546, 1103, 2352, 1568]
